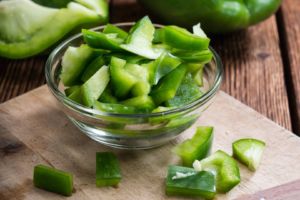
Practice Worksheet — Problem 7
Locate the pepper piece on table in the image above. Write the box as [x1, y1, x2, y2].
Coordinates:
[232, 138, 266, 171]
[194, 150, 241, 193]
[33, 164, 73, 196]
[166, 165, 216, 199]
[96, 152, 122, 187]
[174, 126, 213, 167]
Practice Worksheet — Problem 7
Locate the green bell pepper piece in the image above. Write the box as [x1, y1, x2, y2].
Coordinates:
[109, 57, 138, 98]
[65, 85, 81, 96]
[232, 138, 266, 171]
[61, 44, 94, 86]
[172, 49, 213, 63]
[196, 150, 241, 193]
[138, 0, 282, 34]
[81, 55, 105, 82]
[166, 73, 203, 107]
[150, 52, 182, 85]
[0, 0, 108, 59]
[67, 86, 82, 103]
[96, 152, 122, 187]
[150, 64, 187, 105]
[81, 65, 110, 107]
[121, 96, 155, 112]
[82, 29, 124, 50]
[166, 165, 216, 199]
[121, 16, 163, 59]
[192, 66, 204, 87]
[33, 164, 73, 196]
[98, 85, 118, 104]
[125, 63, 150, 96]
[155, 26, 210, 51]
[174, 126, 213, 167]
[103, 23, 129, 39]
[94, 101, 138, 114]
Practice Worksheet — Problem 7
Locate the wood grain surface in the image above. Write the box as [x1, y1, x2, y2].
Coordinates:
[278, 0, 300, 133]
[1, 86, 300, 200]
[0, 0, 298, 133]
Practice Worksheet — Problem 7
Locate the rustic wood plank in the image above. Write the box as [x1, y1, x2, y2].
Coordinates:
[278, 0, 300, 133]
[0, 86, 300, 200]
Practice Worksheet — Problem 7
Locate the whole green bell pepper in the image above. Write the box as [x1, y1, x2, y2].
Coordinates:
[138, 0, 282, 34]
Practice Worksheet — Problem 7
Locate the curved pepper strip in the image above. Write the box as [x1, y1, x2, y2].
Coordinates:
[138, 0, 282, 34]
[0, 0, 108, 59]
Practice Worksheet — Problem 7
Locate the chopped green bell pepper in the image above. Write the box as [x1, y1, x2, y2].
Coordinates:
[65, 85, 81, 96]
[195, 150, 241, 193]
[96, 152, 122, 187]
[81, 55, 105, 82]
[82, 29, 124, 50]
[156, 25, 210, 51]
[138, 0, 282, 34]
[81, 65, 110, 107]
[94, 101, 138, 114]
[33, 164, 73, 196]
[98, 86, 118, 104]
[121, 96, 155, 112]
[192, 66, 204, 87]
[61, 44, 94, 86]
[67, 86, 82, 103]
[0, 0, 108, 59]
[150, 64, 187, 105]
[172, 49, 213, 63]
[166, 73, 203, 107]
[121, 16, 163, 59]
[166, 165, 216, 199]
[174, 126, 213, 167]
[232, 138, 266, 171]
[109, 57, 138, 98]
[125, 63, 150, 96]
[103, 24, 129, 39]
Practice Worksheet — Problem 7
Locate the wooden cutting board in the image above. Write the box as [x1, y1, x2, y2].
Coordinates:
[1, 86, 300, 200]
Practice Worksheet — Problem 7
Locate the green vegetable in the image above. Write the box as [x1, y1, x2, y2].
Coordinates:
[121, 16, 163, 59]
[172, 49, 213, 63]
[81, 65, 110, 107]
[99, 86, 118, 103]
[82, 29, 124, 50]
[192, 66, 204, 86]
[166, 165, 216, 199]
[156, 25, 210, 51]
[103, 24, 129, 39]
[96, 152, 122, 187]
[61, 44, 94, 86]
[65, 85, 81, 96]
[67, 86, 82, 103]
[174, 126, 213, 167]
[109, 57, 138, 98]
[138, 0, 282, 34]
[81, 55, 105, 82]
[94, 101, 138, 114]
[195, 150, 240, 193]
[150, 64, 187, 105]
[121, 96, 155, 112]
[232, 138, 266, 171]
[0, 0, 108, 59]
[33, 164, 73, 196]
[166, 73, 203, 107]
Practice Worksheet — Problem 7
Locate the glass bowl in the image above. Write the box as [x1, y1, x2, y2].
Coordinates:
[45, 22, 223, 149]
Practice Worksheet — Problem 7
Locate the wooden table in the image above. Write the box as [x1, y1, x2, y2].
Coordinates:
[0, 0, 299, 134]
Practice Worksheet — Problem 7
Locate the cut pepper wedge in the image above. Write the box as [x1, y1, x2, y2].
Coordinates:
[174, 126, 213, 166]
[232, 138, 266, 171]
[65, 85, 80, 96]
[121, 16, 163, 59]
[103, 23, 128, 39]
[150, 64, 187, 105]
[166, 73, 203, 107]
[109, 57, 138, 98]
[156, 25, 210, 51]
[166, 165, 216, 199]
[81, 55, 105, 82]
[195, 150, 241, 193]
[67, 86, 82, 103]
[98, 86, 118, 104]
[93, 101, 138, 114]
[81, 65, 110, 107]
[61, 44, 94, 86]
[33, 164, 73, 196]
[172, 49, 213, 63]
[121, 96, 155, 112]
[96, 152, 122, 187]
[82, 29, 124, 50]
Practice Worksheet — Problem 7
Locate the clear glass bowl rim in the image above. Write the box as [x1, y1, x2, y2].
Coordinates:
[45, 22, 223, 119]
